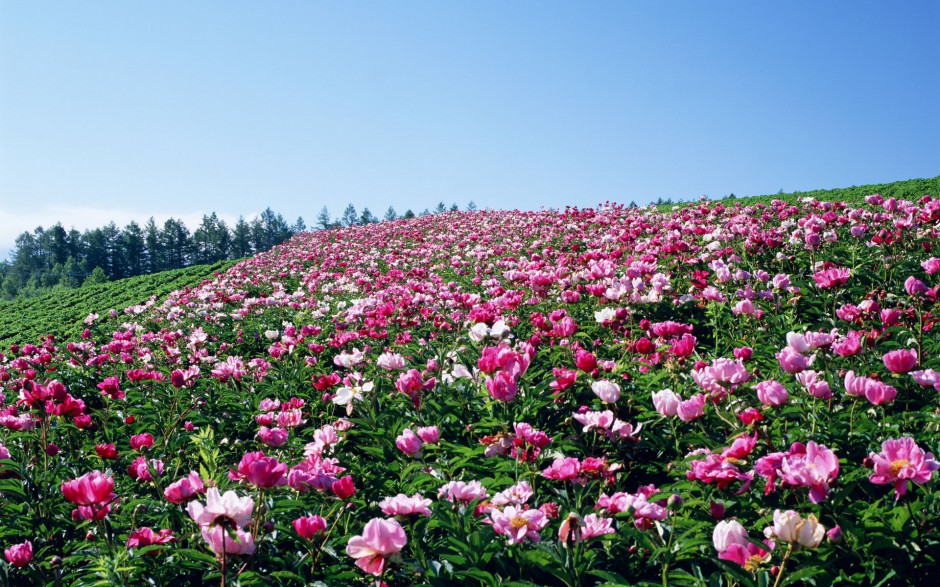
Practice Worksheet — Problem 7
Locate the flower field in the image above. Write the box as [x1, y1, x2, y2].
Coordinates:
[1, 194, 939, 586]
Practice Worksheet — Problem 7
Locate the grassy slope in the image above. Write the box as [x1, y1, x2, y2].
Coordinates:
[3, 175, 937, 349]
[0, 260, 237, 348]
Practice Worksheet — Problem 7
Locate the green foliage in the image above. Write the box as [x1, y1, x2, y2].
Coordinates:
[0, 260, 236, 348]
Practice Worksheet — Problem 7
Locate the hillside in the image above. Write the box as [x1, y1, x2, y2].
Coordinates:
[0, 184, 937, 585]
[0, 260, 236, 348]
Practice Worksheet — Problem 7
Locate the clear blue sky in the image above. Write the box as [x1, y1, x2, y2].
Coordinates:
[1, 1, 938, 256]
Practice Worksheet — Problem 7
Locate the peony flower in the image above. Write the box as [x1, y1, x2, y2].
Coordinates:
[164, 471, 206, 504]
[61, 470, 116, 507]
[490, 506, 548, 545]
[882, 349, 918, 374]
[676, 394, 707, 422]
[712, 520, 748, 553]
[416, 426, 440, 444]
[232, 451, 287, 488]
[868, 437, 940, 499]
[127, 528, 176, 549]
[3, 541, 32, 568]
[652, 389, 680, 416]
[395, 428, 424, 456]
[200, 525, 255, 557]
[130, 433, 154, 451]
[294, 515, 328, 540]
[379, 493, 433, 517]
[332, 380, 373, 415]
[346, 517, 407, 576]
[755, 379, 789, 406]
[187, 487, 254, 529]
[591, 379, 621, 404]
[765, 510, 825, 548]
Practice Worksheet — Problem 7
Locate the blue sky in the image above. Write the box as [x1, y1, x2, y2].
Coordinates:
[1, 1, 938, 257]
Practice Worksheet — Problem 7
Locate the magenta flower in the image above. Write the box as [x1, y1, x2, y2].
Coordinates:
[164, 471, 206, 504]
[812, 266, 850, 289]
[3, 541, 32, 568]
[416, 426, 440, 444]
[61, 470, 116, 507]
[490, 506, 548, 545]
[868, 437, 940, 499]
[882, 348, 918, 374]
[231, 451, 287, 488]
[346, 517, 408, 576]
[129, 433, 154, 451]
[127, 528, 176, 549]
[438, 480, 488, 504]
[294, 515, 328, 540]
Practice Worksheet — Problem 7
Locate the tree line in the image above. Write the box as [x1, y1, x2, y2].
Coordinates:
[0, 201, 479, 300]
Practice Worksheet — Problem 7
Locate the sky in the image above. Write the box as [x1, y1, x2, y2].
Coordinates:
[1, 1, 938, 259]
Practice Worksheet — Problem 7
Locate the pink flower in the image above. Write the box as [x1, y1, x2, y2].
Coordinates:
[795, 370, 832, 400]
[775, 347, 811, 374]
[713, 520, 747, 553]
[922, 257, 940, 274]
[754, 379, 789, 406]
[258, 426, 289, 447]
[813, 266, 850, 289]
[200, 525, 255, 557]
[676, 394, 707, 422]
[490, 481, 534, 507]
[127, 527, 176, 549]
[164, 471, 206, 504]
[485, 371, 518, 402]
[416, 426, 440, 444]
[883, 349, 918, 374]
[331, 475, 356, 499]
[905, 276, 928, 296]
[542, 457, 581, 481]
[346, 518, 408, 576]
[395, 428, 424, 456]
[652, 389, 680, 416]
[438, 480, 488, 504]
[128, 456, 164, 482]
[130, 433, 154, 451]
[868, 437, 940, 499]
[490, 506, 548, 545]
[61, 470, 116, 507]
[591, 379, 621, 404]
[844, 371, 897, 405]
[294, 515, 327, 539]
[574, 349, 597, 373]
[379, 493, 433, 517]
[186, 487, 254, 529]
[778, 441, 840, 503]
[3, 541, 32, 567]
[232, 451, 287, 488]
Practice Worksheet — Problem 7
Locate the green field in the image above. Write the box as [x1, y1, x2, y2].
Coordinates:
[0, 259, 237, 348]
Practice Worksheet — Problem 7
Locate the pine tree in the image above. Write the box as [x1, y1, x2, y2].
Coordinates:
[359, 208, 378, 224]
[467, 201, 477, 211]
[384, 206, 397, 222]
[341, 204, 359, 227]
[316, 207, 333, 230]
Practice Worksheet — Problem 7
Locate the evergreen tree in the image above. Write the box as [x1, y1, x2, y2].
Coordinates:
[467, 201, 477, 211]
[359, 208, 378, 224]
[160, 218, 191, 270]
[121, 221, 145, 277]
[435, 202, 447, 214]
[403, 209, 416, 219]
[450, 203, 459, 212]
[231, 216, 253, 258]
[144, 217, 163, 273]
[316, 207, 333, 230]
[341, 204, 359, 227]
[291, 217, 306, 234]
[384, 206, 397, 222]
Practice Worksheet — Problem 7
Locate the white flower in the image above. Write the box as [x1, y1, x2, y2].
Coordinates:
[332, 380, 374, 415]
